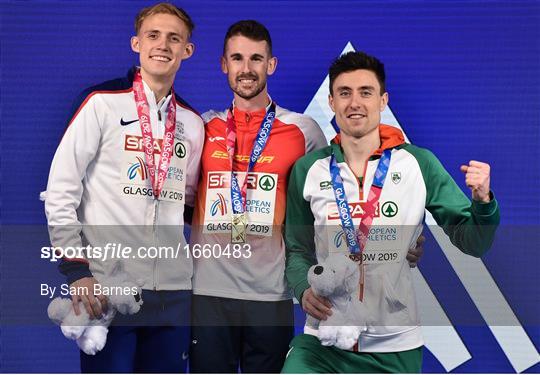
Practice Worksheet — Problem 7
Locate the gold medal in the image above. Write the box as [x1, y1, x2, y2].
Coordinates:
[231, 212, 247, 243]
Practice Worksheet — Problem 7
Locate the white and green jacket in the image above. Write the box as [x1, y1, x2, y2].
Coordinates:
[285, 125, 499, 352]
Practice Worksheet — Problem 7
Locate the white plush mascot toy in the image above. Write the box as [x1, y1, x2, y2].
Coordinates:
[47, 260, 143, 355]
[307, 254, 370, 350]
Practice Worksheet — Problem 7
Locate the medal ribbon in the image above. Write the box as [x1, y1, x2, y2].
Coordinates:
[133, 70, 177, 199]
[330, 148, 391, 348]
[225, 103, 276, 215]
[329, 149, 392, 255]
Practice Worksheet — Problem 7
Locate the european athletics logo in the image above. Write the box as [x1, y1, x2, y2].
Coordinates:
[333, 230, 346, 249]
[127, 156, 148, 181]
[210, 193, 228, 216]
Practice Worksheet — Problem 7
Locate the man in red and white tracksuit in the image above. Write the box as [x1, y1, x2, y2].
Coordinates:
[188, 20, 328, 373]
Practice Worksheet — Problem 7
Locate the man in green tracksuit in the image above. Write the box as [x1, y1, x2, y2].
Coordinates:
[282, 51, 500, 373]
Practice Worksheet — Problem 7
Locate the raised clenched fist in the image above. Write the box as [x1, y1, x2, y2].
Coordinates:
[460, 160, 491, 203]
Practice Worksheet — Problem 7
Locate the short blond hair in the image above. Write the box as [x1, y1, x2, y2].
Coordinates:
[134, 3, 194, 38]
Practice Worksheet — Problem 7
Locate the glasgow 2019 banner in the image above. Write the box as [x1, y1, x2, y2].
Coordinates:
[1, 1, 538, 373]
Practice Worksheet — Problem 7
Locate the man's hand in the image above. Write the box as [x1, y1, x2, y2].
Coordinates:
[460, 161, 491, 203]
[406, 235, 425, 268]
[70, 277, 108, 320]
[301, 287, 333, 321]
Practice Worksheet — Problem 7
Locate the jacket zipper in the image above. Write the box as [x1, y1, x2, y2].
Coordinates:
[343, 158, 368, 201]
[153, 107, 163, 291]
[152, 199, 159, 291]
[243, 112, 251, 172]
[359, 158, 370, 201]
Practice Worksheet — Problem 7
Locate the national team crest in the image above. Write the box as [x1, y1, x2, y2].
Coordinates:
[391, 172, 401, 184]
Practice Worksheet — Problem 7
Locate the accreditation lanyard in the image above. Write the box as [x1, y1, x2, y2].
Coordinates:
[329, 149, 392, 255]
[225, 103, 276, 242]
[132, 70, 177, 200]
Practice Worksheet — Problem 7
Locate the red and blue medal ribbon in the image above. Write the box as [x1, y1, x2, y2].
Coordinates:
[132, 70, 176, 199]
[225, 103, 276, 215]
[330, 148, 391, 348]
[329, 149, 392, 256]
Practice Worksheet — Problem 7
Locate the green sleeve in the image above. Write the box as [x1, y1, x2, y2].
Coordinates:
[404, 145, 500, 257]
[285, 160, 317, 306]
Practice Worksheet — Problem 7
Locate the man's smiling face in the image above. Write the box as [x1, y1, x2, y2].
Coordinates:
[221, 35, 276, 101]
[329, 69, 388, 139]
[131, 13, 193, 83]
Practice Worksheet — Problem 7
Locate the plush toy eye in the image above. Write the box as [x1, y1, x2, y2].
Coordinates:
[332, 270, 336, 274]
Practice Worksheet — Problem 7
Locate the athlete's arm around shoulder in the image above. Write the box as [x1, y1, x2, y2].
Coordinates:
[284, 150, 327, 306]
[403, 144, 500, 257]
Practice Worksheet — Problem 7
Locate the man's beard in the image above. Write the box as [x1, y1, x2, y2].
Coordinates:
[229, 73, 267, 100]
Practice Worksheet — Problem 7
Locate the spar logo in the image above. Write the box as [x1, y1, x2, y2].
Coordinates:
[175, 142, 186, 158]
[327, 202, 380, 220]
[124, 134, 163, 153]
[127, 156, 148, 180]
[210, 193, 228, 216]
[208, 172, 230, 189]
[259, 175, 275, 191]
[208, 172, 259, 190]
[381, 201, 398, 218]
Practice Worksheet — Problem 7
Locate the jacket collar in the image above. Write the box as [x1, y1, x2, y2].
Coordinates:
[129, 66, 172, 112]
[230, 95, 274, 130]
[330, 124, 406, 162]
